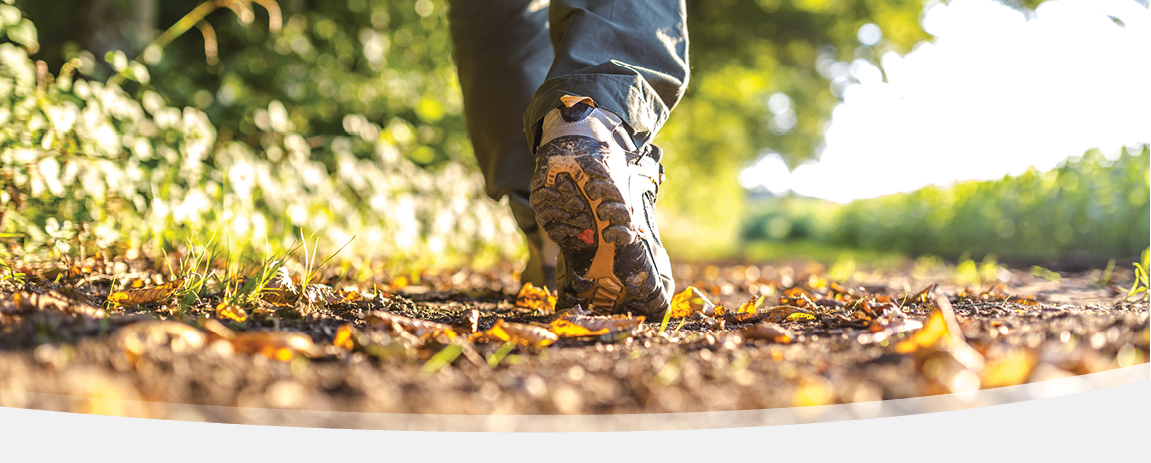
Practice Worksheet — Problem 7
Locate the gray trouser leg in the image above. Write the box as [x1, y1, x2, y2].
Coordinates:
[448, 0, 557, 288]
[524, 0, 691, 152]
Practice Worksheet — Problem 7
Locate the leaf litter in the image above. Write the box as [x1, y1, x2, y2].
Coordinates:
[0, 255, 1146, 415]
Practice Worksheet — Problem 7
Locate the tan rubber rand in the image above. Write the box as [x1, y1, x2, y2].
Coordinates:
[543, 155, 625, 312]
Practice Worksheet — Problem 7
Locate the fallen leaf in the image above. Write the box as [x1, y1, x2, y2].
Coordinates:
[214, 302, 248, 323]
[900, 283, 937, 306]
[896, 294, 985, 373]
[981, 349, 1038, 388]
[668, 286, 716, 318]
[261, 266, 298, 305]
[228, 331, 320, 361]
[549, 312, 645, 339]
[895, 306, 951, 354]
[739, 322, 794, 344]
[107, 278, 186, 307]
[303, 284, 340, 305]
[339, 289, 363, 302]
[365, 310, 458, 340]
[779, 287, 816, 308]
[332, 324, 356, 351]
[760, 305, 817, 323]
[479, 319, 557, 349]
[515, 282, 556, 314]
[4, 291, 105, 318]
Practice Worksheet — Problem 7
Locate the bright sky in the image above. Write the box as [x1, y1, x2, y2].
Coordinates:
[739, 0, 1151, 203]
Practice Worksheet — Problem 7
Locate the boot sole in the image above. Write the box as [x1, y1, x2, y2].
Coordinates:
[530, 136, 669, 318]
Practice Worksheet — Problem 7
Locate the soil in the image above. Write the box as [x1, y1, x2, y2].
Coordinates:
[0, 258, 1147, 421]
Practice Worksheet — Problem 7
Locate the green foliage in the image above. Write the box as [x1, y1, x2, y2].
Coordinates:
[0, 3, 523, 268]
[826, 148, 1151, 264]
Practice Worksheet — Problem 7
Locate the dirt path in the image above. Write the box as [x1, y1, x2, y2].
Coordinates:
[0, 259, 1146, 419]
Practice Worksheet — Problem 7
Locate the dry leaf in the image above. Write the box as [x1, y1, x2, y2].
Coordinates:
[480, 319, 557, 349]
[214, 302, 248, 323]
[549, 312, 645, 339]
[739, 322, 794, 344]
[668, 286, 716, 318]
[261, 266, 298, 305]
[515, 283, 556, 314]
[895, 306, 951, 354]
[332, 324, 356, 351]
[4, 291, 105, 318]
[228, 331, 320, 361]
[201, 318, 234, 340]
[107, 278, 186, 307]
[760, 305, 817, 323]
[365, 310, 458, 340]
[779, 287, 816, 308]
[981, 349, 1038, 388]
[339, 289, 363, 302]
[896, 294, 985, 372]
[713, 296, 765, 323]
[303, 284, 340, 305]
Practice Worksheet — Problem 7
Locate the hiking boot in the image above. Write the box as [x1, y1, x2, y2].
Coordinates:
[529, 95, 674, 318]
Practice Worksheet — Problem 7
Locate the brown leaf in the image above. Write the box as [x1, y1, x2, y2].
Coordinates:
[261, 266, 298, 305]
[228, 331, 320, 361]
[779, 287, 816, 308]
[760, 305, 817, 323]
[365, 310, 458, 340]
[739, 322, 794, 344]
[107, 277, 186, 307]
[478, 319, 557, 349]
[302, 284, 340, 305]
[4, 291, 105, 318]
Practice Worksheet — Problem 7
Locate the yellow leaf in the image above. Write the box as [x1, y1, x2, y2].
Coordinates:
[332, 324, 356, 351]
[760, 305, 817, 323]
[481, 319, 556, 349]
[107, 277, 186, 307]
[214, 302, 248, 323]
[714, 295, 767, 323]
[668, 286, 716, 318]
[390, 275, 409, 292]
[549, 318, 609, 337]
[980, 350, 1037, 389]
[895, 306, 950, 354]
[515, 283, 556, 314]
[549, 312, 645, 339]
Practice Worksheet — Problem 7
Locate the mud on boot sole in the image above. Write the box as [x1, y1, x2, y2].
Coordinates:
[529, 135, 668, 318]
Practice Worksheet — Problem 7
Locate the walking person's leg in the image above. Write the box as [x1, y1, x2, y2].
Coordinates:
[527, 0, 690, 317]
[447, 0, 559, 289]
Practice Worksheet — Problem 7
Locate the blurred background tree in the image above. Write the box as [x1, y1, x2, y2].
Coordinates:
[5, 0, 1145, 270]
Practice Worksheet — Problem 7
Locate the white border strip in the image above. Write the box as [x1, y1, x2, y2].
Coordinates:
[2, 363, 1147, 432]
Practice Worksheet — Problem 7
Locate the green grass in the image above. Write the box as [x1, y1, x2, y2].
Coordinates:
[736, 239, 906, 267]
